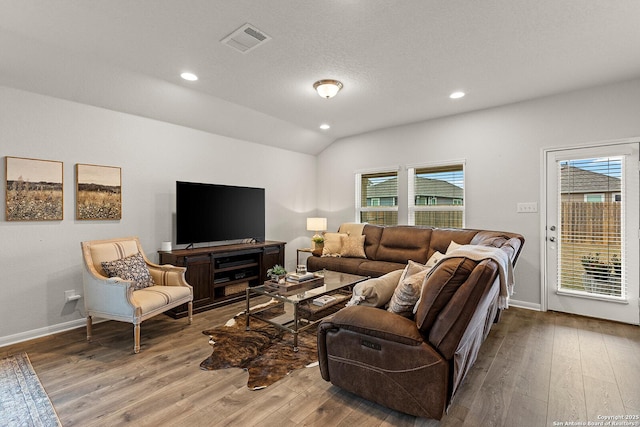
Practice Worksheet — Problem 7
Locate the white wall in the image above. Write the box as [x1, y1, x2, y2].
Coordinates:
[0, 86, 316, 343]
[3, 78, 640, 343]
[316, 78, 640, 308]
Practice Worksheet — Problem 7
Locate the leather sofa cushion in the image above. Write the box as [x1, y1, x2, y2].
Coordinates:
[374, 226, 432, 264]
[428, 229, 479, 255]
[429, 259, 498, 359]
[415, 257, 478, 333]
[308, 255, 367, 273]
[355, 260, 407, 277]
[362, 224, 384, 260]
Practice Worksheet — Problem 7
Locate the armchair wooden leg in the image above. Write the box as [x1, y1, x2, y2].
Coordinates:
[133, 323, 141, 354]
[86, 316, 93, 341]
[188, 301, 193, 325]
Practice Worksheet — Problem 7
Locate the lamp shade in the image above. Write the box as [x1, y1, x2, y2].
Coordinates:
[306, 217, 327, 232]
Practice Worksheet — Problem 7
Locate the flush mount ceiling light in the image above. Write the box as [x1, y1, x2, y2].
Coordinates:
[181, 72, 198, 81]
[313, 79, 343, 99]
[449, 91, 465, 99]
[319, 123, 331, 130]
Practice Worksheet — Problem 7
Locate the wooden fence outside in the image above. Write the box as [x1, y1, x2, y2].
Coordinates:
[560, 201, 621, 245]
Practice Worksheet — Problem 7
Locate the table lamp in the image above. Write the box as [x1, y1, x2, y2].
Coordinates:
[306, 217, 327, 248]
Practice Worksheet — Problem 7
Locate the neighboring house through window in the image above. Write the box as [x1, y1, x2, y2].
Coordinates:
[355, 169, 398, 225]
[408, 163, 465, 228]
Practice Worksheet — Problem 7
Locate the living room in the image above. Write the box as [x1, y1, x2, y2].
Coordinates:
[1, 2, 639, 426]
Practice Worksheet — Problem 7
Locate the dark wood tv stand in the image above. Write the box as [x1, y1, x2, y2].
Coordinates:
[158, 241, 285, 318]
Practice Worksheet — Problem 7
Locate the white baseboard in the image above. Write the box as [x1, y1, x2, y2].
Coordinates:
[0, 318, 88, 348]
[509, 299, 542, 311]
[1, 300, 544, 348]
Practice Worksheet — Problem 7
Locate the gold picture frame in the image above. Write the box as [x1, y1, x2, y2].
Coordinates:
[76, 163, 122, 220]
[5, 156, 64, 221]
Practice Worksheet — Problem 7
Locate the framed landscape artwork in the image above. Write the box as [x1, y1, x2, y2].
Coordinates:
[5, 156, 64, 221]
[76, 164, 122, 220]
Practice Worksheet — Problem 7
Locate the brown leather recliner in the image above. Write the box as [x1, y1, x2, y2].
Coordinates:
[317, 228, 523, 420]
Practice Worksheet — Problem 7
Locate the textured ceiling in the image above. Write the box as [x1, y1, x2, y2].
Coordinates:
[1, 0, 640, 154]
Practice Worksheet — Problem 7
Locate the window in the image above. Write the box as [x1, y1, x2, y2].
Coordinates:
[356, 170, 398, 225]
[408, 163, 464, 228]
[584, 193, 604, 203]
[558, 157, 624, 297]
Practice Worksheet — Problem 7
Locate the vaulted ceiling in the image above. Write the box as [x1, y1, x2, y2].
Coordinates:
[1, 1, 640, 155]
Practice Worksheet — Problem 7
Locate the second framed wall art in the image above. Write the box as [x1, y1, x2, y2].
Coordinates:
[76, 164, 122, 220]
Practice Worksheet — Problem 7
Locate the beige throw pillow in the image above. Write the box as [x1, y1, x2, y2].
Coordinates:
[322, 232, 347, 257]
[340, 234, 366, 258]
[426, 250, 445, 268]
[387, 261, 431, 318]
[346, 269, 404, 307]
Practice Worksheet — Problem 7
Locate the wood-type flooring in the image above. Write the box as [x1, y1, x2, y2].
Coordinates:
[1, 302, 638, 426]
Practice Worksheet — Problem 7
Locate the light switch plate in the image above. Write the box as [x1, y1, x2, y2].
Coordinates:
[517, 202, 538, 213]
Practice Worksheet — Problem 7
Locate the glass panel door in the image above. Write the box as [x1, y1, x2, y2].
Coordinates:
[545, 143, 639, 325]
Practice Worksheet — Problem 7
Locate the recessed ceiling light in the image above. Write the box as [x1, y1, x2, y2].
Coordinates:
[449, 91, 465, 99]
[181, 72, 198, 81]
[319, 123, 331, 130]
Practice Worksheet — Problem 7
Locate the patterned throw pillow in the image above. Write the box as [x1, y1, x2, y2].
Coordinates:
[340, 234, 366, 258]
[101, 252, 155, 290]
[387, 261, 431, 318]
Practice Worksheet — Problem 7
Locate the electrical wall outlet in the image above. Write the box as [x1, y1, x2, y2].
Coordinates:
[516, 202, 538, 213]
[64, 290, 81, 302]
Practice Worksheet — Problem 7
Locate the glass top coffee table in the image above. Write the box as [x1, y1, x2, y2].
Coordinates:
[245, 270, 369, 351]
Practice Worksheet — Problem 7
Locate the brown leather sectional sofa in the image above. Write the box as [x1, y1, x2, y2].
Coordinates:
[309, 224, 524, 420]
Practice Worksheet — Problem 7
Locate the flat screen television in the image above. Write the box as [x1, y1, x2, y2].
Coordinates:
[176, 181, 265, 246]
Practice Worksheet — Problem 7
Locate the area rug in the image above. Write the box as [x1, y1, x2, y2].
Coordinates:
[0, 352, 62, 427]
[200, 301, 319, 390]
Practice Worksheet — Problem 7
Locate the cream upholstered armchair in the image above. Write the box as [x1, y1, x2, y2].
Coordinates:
[81, 236, 193, 353]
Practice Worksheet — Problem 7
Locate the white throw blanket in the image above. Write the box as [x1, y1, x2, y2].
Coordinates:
[443, 244, 515, 309]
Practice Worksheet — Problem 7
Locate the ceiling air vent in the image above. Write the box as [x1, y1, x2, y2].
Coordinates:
[221, 23, 271, 53]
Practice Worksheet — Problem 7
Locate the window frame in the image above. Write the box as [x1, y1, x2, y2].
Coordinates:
[407, 161, 466, 227]
[355, 167, 400, 225]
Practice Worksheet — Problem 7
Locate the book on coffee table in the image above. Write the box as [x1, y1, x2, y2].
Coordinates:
[285, 272, 315, 282]
[312, 295, 337, 307]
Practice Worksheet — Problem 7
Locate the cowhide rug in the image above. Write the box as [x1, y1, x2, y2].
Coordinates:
[200, 301, 318, 390]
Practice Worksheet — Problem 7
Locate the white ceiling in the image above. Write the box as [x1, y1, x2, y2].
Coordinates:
[1, 1, 640, 155]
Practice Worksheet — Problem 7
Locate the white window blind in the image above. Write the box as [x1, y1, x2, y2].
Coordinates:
[557, 157, 626, 299]
[408, 163, 464, 227]
[355, 170, 398, 225]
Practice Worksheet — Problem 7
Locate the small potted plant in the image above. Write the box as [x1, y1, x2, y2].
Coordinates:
[312, 235, 325, 251]
[581, 253, 611, 293]
[581, 253, 610, 280]
[266, 264, 287, 282]
[611, 254, 621, 278]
